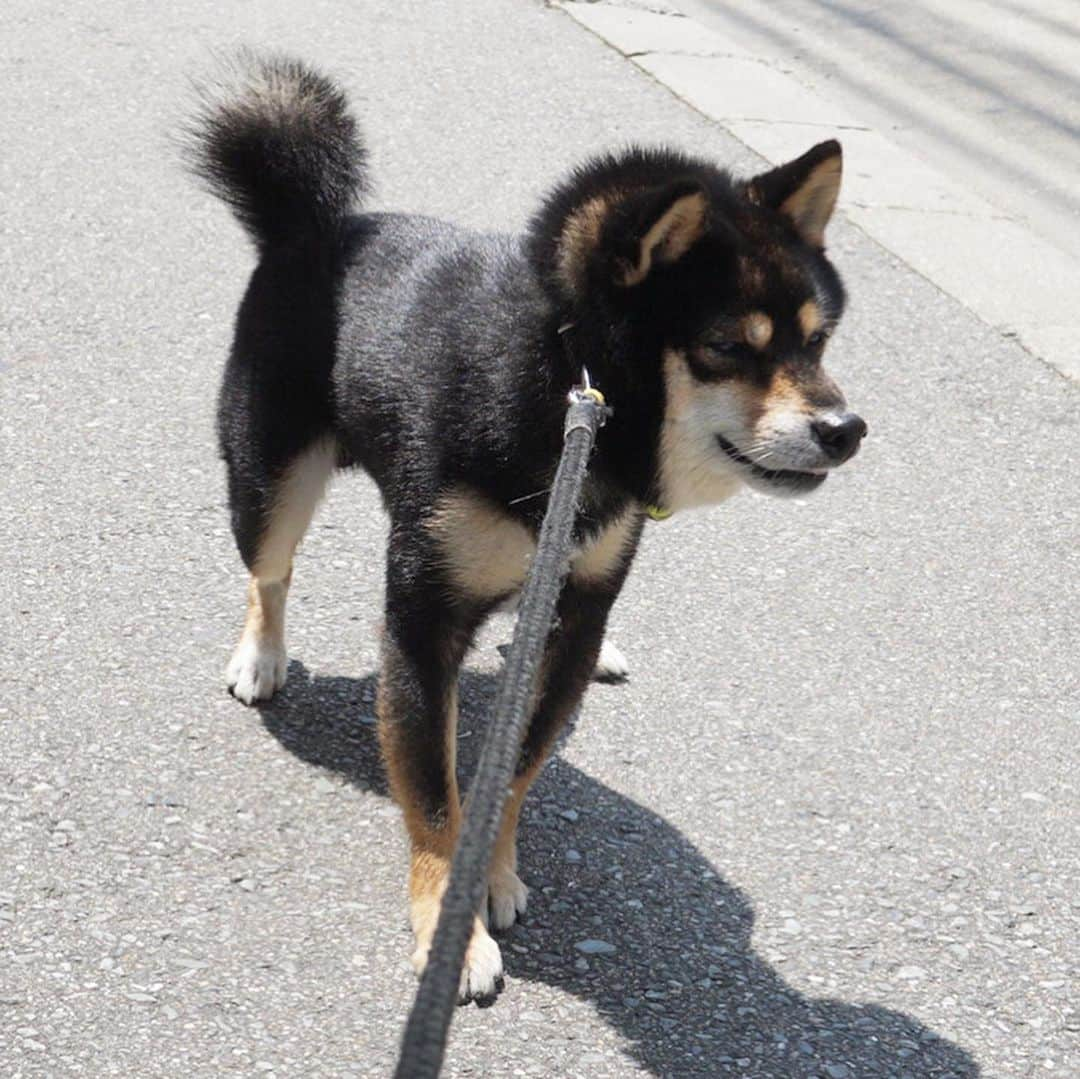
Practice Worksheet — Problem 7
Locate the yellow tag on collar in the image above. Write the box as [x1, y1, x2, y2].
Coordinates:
[645, 504, 672, 521]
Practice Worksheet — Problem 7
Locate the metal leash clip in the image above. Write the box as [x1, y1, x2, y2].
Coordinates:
[566, 366, 612, 435]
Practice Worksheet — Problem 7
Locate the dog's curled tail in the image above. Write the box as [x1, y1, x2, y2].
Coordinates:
[185, 52, 367, 251]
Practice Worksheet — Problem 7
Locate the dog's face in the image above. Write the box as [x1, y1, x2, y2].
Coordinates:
[654, 176, 863, 509]
[549, 141, 865, 511]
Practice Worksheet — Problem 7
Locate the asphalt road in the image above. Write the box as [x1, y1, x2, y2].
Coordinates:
[1, 1, 1077, 1077]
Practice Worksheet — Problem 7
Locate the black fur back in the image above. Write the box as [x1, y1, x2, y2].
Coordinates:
[185, 52, 368, 252]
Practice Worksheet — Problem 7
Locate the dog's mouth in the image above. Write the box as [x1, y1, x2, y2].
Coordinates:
[716, 436, 828, 494]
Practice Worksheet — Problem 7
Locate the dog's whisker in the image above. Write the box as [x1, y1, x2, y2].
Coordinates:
[508, 486, 553, 506]
[734, 440, 775, 457]
[736, 444, 777, 463]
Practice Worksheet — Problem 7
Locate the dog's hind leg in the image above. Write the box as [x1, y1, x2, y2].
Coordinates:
[225, 438, 336, 704]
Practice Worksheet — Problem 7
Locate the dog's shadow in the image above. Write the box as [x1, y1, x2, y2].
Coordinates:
[259, 662, 979, 1077]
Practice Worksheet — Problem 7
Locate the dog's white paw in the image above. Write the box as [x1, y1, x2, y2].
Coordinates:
[411, 917, 504, 1002]
[593, 639, 629, 681]
[488, 868, 529, 931]
[410, 939, 431, 978]
[459, 923, 503, 1001]
[226, 636, 287, 704]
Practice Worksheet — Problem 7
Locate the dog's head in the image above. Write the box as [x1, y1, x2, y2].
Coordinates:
[532, 141, 865, 510]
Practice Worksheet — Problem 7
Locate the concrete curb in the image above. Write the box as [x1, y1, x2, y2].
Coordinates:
[558, 0, 1080, 384]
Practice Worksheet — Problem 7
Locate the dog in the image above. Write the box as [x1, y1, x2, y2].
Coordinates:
[186, 53, 866, 1001]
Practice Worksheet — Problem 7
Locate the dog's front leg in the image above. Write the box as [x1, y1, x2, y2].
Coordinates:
[488, 582, 616, 930]
[376, 590, 503, 1001]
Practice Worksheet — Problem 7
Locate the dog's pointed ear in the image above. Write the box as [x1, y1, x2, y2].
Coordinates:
[747, 140, 842, 248]
[555, 179, 709, 293]
[611, 180, 710, 287]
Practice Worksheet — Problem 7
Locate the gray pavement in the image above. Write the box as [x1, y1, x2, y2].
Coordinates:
[674, 0, 1080, 265]
[1, 2, 1077, 1077]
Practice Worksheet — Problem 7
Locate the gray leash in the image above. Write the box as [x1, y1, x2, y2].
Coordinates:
[393, 378, 610, 1078]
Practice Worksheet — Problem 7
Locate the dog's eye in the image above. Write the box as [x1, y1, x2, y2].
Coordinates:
[806, 330, 827, 348]
[704, 339, 737, 355]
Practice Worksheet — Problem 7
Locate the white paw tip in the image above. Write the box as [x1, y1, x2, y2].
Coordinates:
[410, 943, 430, 978]
[226, 638, 287, 704]
[593, 639, 629, 681]
[489, 872, 529, 932]
[459, 928, 504, 1001]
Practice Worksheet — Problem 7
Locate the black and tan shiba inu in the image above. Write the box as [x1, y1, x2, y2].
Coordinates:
[187, 53, 866, 1001]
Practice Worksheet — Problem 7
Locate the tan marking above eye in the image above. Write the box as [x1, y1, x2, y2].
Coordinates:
[798, 300, 824, 341]
[742, 311, 773, 350]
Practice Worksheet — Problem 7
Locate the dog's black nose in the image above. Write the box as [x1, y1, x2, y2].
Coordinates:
[812, 412, 867, 462]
